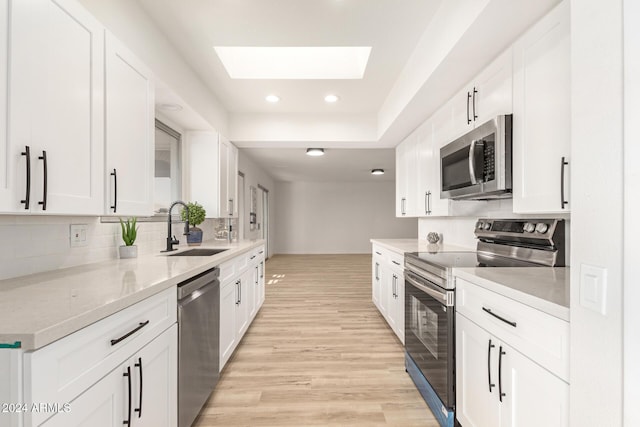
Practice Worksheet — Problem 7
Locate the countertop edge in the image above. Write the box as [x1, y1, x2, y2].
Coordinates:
[1, 239, 266, 351]
[453, 268, 570, 322]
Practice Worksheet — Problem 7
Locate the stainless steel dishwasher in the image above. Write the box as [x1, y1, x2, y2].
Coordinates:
[177, 267, 220, 427]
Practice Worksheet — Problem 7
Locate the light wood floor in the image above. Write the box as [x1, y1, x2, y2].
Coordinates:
[193, 254, 439, 426]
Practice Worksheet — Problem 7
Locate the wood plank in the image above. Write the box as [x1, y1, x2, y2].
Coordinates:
[193, 254, 439, 426]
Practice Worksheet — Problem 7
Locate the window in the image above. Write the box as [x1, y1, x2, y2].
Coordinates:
[154, 120, 181, 212]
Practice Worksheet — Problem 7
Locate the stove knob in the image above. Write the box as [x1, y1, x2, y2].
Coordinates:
[477, 221, 484, 230]
[535, 223, 549, 234]
[523, 222, 535, 233]
[483, 222, 491, 230]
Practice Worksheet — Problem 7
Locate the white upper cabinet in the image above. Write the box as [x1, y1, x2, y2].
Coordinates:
[104, 32, 155, 217]
[0, 1, 9, 210]
[451, 49, 513, 140]
[512, 1, 571, 213]
[186, 131, 239, 218]
[3, 0, 104, 214]
[417, 110, 450, 217]
[219, 134, 239, 218]
[395, 131, 418, 217]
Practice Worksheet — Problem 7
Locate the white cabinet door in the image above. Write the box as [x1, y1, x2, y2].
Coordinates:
[0, 1, 11, 209]
[451, 48, 513, 140]
[6, 0, 104, 214]
[41, 362, 124, 427]
[258, 259, 265, 308]
[456, 314, 499, 427]
[104, 32, 154, 216]
[186, 131, 221, 217]
[236, 269, 252, 337]
[392, 271, 405, 344]
[378, 263, 390, 319]
[512, 1, 571, 213]
[499, 342, 569, 427]
[416, 118, 450, 217]
[248, 264, 259, 320]
[133, 325, 177, 427]
[372, 257, 382, 308]
[396, 132, 418, 217]
[227, 140, 238, 218]
[219, 279, 237, 370]
[474, 48, 513, 126]
[218, 135, 229, 217]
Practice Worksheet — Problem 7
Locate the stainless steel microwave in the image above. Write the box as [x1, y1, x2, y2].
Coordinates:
[440, 115, 512, 200]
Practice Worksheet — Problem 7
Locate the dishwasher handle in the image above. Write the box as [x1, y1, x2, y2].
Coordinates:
[177, 267, 220, 299]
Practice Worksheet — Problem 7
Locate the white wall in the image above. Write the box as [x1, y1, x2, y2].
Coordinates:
[623, 0, 640, 424]
[570, 1, 625, 426]
[238, 151, 276, 258]
[0, 216, 217, 281]
[77, 0, 228, 135]
[274, 181, 417, 254]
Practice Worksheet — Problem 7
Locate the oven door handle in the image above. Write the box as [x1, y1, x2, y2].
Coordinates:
[405, 273, 449, 306]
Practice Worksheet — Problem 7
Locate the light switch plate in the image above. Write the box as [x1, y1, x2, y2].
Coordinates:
[70, 224, 88, 247]
[580, 264, 607, 315]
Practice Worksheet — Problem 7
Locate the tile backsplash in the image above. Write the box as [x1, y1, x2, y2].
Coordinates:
[0, 215, 226, 281]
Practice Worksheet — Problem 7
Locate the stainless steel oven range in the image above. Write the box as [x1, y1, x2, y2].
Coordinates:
[404, 218, 565, 427]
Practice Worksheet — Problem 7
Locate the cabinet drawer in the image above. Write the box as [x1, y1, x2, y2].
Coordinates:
[456, 278, 569, 381]
[387, 251, 405, 273]
[372, 244, 386, 261]
[220, 258, 236, 283]
[24, 287, 177, 425]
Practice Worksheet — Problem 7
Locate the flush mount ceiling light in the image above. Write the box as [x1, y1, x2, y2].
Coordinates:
[371, 169, 385, 175]
[265, 94, 280, 103]
[214, 46, 372, 79]
[157, 103, 183, 111]
[306, 148, 325, 157]
[324, 94, 340, 103]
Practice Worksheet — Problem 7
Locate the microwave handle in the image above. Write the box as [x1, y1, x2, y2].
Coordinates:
[469, 140, 484, 185]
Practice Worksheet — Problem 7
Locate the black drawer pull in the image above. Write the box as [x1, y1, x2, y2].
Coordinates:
[482, 307, 517, 327]
[392, 260, 401, 266]
[21, 146, 30, 209]
[111, 321, 150, 346]
[123, 366, 132, 425]
[134, 357, 143, 418]
[38, 150, 47, 210]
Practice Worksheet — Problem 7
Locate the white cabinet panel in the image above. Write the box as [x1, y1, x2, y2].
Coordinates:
[5, 0, 104, 214]
[512, 1, 571, 213]
[219, 278, 238, 370]
[371, 246, 404, 344]
[0, 1, 10, 209]
[395, 131, 418, 217]
[104, 33, 154, 216]
[186, 132, 239, 218]
[416, 117, 450, 217]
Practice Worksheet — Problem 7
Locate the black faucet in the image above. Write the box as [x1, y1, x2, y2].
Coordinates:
[162, 201, 190, 252]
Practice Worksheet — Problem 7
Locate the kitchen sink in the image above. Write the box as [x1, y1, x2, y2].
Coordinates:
[168, 248, 228, 256]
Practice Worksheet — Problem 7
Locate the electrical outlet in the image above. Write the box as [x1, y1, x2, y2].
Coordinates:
[70, 224, 88, 247]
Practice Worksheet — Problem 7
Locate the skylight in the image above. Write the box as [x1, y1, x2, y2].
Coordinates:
[214, 46, 372, 79]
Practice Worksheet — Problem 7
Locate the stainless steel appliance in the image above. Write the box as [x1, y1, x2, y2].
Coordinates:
[404, 218, 565, 427]
[178, 267, 220, 427]
[440, 115, 512, 200]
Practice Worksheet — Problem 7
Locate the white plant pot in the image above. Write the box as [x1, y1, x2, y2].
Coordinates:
[119, 245, 138, 259]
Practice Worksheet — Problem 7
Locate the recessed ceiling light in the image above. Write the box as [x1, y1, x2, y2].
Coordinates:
[371, 169, 385, 175]
[214, 46, 372, 79]
[265, 95, 280, 103]
[306, 148, 325, 157]
[158, 103, 183, 111]
[324, 94, 339, 103]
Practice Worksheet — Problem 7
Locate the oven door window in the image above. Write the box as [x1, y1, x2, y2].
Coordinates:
[405, 280, 454, 408]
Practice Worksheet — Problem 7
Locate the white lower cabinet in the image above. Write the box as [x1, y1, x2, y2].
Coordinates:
[42, 325, 177, 427]
[371, 245, 404, 344]
[455, 277, 569, 427]
[219, 245, 266, 370]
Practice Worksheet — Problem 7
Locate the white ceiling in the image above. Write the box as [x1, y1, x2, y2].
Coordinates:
[137, 0, 442, 115]
[241, 148, 395, 182]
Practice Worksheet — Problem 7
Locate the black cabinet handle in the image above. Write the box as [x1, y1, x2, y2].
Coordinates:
[110, 321, 150, 346]
[425, 191, 429, 215]
[375, 251, 382, 256]
[259, 250, 264, 254]
[123, 366, 132, 425]
[20, 146, 30, 209]
[38, 150, 47, 210]
[482, 307, 517, 328]
[260, 261, 264, 279]
[134, 357, 143, 418]
[467, 92, 472, 124]
[561, 157, 569, 209]
[239, 279, 242, 303]
[472, 87, 478, 121]
[110, 168, 118, 213]
[392, 260, 401, 266]
[250, 255, 256, 260]
[499, 346, 506, 402]
[488, 339, 496, 392]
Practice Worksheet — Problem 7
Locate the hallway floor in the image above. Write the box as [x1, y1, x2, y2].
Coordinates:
[193, 254, 438, 426]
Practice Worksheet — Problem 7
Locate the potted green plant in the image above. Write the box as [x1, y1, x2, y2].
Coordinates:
[119, 217, 139, 259]
[181, 202, 206, 246]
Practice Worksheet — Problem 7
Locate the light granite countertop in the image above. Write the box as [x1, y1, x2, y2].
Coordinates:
[454, 267, 570, 321]
[370, 238, 474, 254]
[0, 239, 265, 351]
